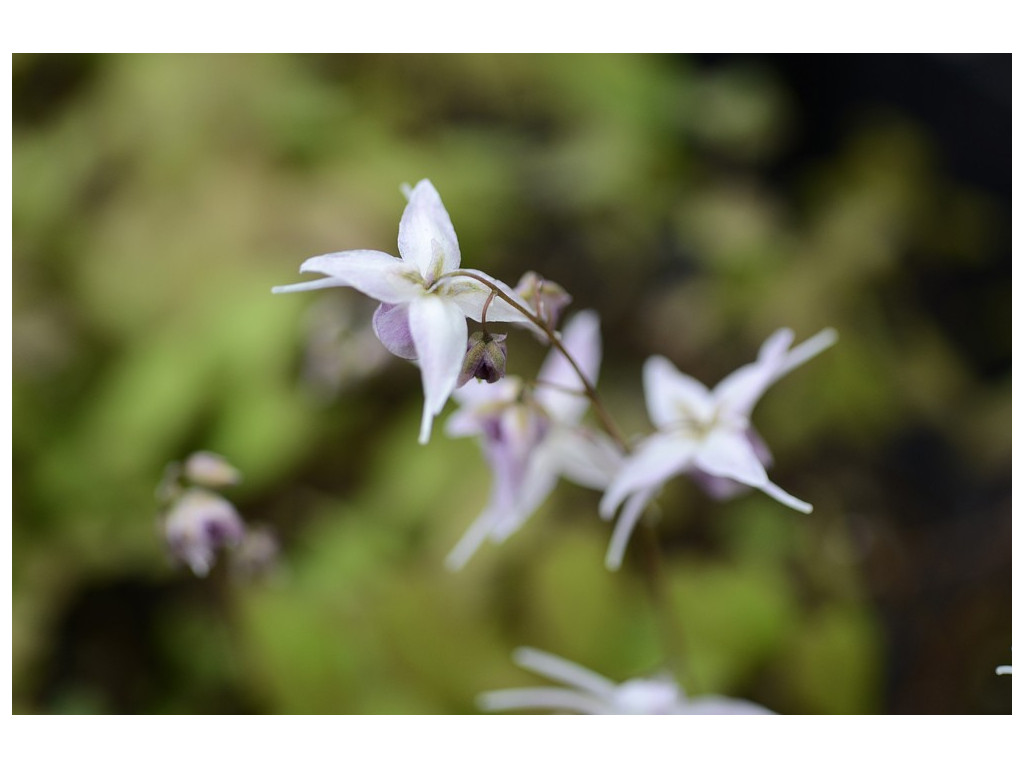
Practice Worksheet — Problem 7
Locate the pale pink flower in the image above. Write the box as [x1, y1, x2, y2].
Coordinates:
[274, 180, 529, 444]
[445, 311, 622, 569]
[600, 328, 837, 569]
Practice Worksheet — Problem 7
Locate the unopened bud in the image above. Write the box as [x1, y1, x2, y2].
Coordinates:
[458, 331, 508, 387]
[183, 451, 242, 488]
[515, 271, 572, 330]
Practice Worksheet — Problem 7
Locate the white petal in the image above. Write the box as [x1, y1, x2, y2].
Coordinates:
[604, 487, 655, 571]
[693, 429, 770, 487]
[397, 180, 461, 280]
[409, 297, 468, 444]
[553, 429, 623, 491]
[775, 327, 838, 380]
[535, 310, 602, 424]
[643, 356, 715, 431]
[683, 695, 776, 715]
[694, 430, 811, 513]
[512, 647, 618, 699]
[440, 270, 534, 324]
[478, 687, 612, 714]
[445, 508, 499, 571]
[272, 250, 424, 304]
[489, 453, 559, 542]
[714, 328, 837, 420]
[760, 481, 813, 513]
[712, 329, 793, 419]
[600, 432, 696, 519]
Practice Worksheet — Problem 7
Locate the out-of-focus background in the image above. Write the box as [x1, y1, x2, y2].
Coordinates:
[12, 53, 1011, 714]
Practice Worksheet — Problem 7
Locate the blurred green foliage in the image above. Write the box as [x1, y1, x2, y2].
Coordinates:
[13, 54, 1010, 714]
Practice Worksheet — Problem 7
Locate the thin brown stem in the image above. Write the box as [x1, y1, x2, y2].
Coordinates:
[444, 270, 628, 450]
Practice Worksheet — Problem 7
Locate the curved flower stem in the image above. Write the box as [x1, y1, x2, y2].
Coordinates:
[637, 518, 694, 689]
[444, 270, 629, 450]
[443, 270, 691, 684]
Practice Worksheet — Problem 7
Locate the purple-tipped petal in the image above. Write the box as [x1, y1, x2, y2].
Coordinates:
[372, 302, 418, 360]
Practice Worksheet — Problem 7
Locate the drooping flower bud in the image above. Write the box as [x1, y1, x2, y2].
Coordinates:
[514, 271, 572, 331]
[182, 451, 242, 488]
[458, 331, 508, 387]
[162, 488, 246, 577]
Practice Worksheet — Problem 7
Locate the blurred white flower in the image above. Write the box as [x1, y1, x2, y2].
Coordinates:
[996, 649, 1011, 675]
[445, 310, 622, 569]
[479, 647, 774, 715]
[273, 179, 529, 444]
[162, 488, 246, 577]
[600, 328, 837, 569]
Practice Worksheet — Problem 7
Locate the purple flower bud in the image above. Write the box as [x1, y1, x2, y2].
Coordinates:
[514, 271, 572, 330]
[162, 489, 246, 577]
[458, 331, 508, 387]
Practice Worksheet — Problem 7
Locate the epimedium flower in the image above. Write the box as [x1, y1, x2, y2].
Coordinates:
[479, 647, 775, 715]
[162, 488, 246, 577]
[600, 328, 838, 570]
[445, 310, 622, 570]
[273, 179, 530, 444]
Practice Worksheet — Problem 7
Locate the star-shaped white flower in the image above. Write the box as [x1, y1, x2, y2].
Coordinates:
[445, 310, 622, 569]
[273, 179, 528, 444]
[479, 647, 775, 715]
[599, 328, 837, 569]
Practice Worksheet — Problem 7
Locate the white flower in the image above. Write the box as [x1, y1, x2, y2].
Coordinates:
[445, 310, 622, 569]
[600, 328, 837, 569]
[479, 647, 775, 715]
[273, 180, 528, 444]
[162, 488, 246, 577]
[997, 648, 1011, 675]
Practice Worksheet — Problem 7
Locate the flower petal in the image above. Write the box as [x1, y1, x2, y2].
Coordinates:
[488, 456, 559, 542]
[604, 486, 656, 571]
[600, 432, 696, 519]
[643, 356, 716, 431]
[683, 696, 776, 715]
[409, 296, 468, 444]
[478, 687, 612, 714]
[775, 327, 838, 380]
[445, 507, 499, 571]
[512, 647, 619, 699]
[694, 430, 811, 513]
[552, 428, 622, 491]
[398, 180, 461, 280]
[693, 429, 770, 487]
[535, 310, 601, 424]
[713, 328, 837, 420]
[372, 302, 417, 360]
[439, 270, 534, 324]
[272, 249, 424, 304]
